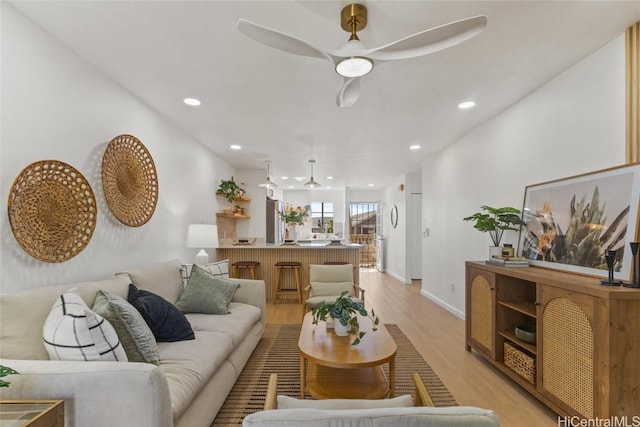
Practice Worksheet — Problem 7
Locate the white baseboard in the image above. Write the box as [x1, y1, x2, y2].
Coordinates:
[387, 270, 411, 284]
[420, 289, 465, 319]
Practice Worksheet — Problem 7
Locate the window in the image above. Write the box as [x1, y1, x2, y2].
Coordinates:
[349, 203, 379, 235]
[311, 202, 333, 232]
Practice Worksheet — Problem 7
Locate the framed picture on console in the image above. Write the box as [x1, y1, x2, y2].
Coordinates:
[518, 163, 640, 281]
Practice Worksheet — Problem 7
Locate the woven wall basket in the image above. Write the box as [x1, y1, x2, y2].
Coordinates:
[101, 134, 158, 227]
[7, 160, 97, 263]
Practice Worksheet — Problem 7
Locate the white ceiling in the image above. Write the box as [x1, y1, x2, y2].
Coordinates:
[11, 1, 640, 189]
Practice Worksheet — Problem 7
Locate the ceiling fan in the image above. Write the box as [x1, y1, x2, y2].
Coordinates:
[237, 4, 487, 107]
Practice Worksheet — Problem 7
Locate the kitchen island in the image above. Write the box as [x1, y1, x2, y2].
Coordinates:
[216, 243, 361, 301]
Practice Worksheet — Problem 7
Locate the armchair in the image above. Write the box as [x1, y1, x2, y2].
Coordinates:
[304, 264, 364, 315]
[243, 373, 500, 427]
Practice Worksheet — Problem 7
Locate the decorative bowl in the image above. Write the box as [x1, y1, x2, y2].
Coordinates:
[515, 325, 536, 344]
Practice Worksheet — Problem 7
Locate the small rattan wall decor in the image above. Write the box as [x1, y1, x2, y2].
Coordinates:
[7, 160, 97, 263]
[101, 134, 158, 227]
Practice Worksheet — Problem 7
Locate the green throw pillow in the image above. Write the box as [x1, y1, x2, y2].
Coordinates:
[92, 290, 159, 365]
[176, 264, 240, 314]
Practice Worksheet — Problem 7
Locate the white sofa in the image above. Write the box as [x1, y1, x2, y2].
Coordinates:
[0, 259, 266, 427]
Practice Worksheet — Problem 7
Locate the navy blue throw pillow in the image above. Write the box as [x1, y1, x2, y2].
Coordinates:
[127, 284, 195, 342]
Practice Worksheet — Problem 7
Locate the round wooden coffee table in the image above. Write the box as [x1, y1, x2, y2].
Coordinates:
[298, 311, 397, 399]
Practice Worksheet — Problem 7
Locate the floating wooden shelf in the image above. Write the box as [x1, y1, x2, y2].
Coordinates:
[216, 212, 251, 219]
[217, 195, 251, 203]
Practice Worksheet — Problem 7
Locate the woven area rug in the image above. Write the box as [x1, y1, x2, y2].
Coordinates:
[211, 323, 457, 426]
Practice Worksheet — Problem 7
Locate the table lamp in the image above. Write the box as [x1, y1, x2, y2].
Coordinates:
[186, 224, 219, 265]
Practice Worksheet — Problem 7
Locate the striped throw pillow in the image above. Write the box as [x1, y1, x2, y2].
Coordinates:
[180, 259, 229, 286]
[43, 291, 127, 362]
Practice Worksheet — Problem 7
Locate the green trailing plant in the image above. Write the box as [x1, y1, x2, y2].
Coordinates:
[311, 291, 379, 345]
[463, 205, 526, 247]
[0, 365, 19, 388]
[216, 178, 242, 204]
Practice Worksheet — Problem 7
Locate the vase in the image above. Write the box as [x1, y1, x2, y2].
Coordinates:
[489, 246, 502, 259]
[288, 225, 297, 241]
[334, 319, 350, 336]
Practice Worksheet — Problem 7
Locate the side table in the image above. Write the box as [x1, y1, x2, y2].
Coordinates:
[0, 400, 64, 427]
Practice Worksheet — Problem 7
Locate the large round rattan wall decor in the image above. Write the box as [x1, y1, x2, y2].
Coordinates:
[101, 134, 158, 227]
[7, 160, 97, 263]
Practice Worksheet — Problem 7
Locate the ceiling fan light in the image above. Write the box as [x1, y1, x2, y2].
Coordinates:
[335, 57, 373, 78]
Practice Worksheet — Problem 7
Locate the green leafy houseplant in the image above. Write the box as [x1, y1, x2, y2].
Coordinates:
[311, 291, 379, 345]
[463, 205, 526, 247]
[0, 365, 19, 388]
[280, 203, 309, 226]
[216, 178, 242, 204]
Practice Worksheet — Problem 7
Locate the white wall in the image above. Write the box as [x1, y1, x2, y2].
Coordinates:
[421, 35, 627, 317]
[0, 4, 235, 292]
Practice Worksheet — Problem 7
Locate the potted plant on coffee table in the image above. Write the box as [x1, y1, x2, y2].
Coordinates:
[463, 205, 526, 257]
[311, 291, 379, 345]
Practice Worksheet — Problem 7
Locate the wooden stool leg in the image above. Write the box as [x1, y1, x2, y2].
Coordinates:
[294, 267, 302, 304]
[275, 267, 282, 302]
[250, 266, 256, 280]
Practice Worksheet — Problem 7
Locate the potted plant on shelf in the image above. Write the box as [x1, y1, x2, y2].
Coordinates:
[216, 178, 243, 214]
[311, 291, 379, 345]
[463, 205, 526, 257]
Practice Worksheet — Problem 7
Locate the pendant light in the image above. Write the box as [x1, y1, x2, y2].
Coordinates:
[304, 159, 321, 188]
[258, 160, 279, 188]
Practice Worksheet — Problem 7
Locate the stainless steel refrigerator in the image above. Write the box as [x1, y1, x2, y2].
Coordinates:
[266, 197, 284, 245]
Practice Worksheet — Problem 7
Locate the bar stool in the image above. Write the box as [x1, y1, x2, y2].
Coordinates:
[274, 261, 302, 303]
[232, 261, 260, 279]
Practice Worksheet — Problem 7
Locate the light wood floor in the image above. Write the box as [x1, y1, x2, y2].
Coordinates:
[266, 268, 559, 427]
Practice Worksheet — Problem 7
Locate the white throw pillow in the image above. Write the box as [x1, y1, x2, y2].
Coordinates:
[43, 291, 127, 362]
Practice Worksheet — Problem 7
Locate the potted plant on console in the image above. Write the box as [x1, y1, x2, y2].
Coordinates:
[463, 205, 526, 258]
[311, 291, 379, 345]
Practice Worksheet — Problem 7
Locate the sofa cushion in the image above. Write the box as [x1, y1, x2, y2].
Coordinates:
[180, 260, 230, 286]
[93, 290, 159, 365]
[42, 291, 127, 362]
[0, 274, 130, 360]
[127, 284, 195, 342]
[277, 394, 414, 410]
[158, 330, 235, 419]
[242, 406, 500, 427]
[175, 265, 240, 315]
[185, 302, 261, 347]
[125, 259, 185, 304]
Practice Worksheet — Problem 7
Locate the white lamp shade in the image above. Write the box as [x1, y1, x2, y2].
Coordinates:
[186, 224, 219, 249]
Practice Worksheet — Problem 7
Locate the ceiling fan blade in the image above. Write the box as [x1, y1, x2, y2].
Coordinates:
[336, 77, 360, 108]
[367, 15, 487, 61]
[237, 18, 333, 61]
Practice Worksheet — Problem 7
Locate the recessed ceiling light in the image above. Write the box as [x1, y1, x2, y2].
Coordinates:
[368, 183, 374, 187]
[281, 176, 289, 180]
[229, 144, 241, 150]
[326, 176, 334, 180]
[409, 145, 421, 150]
[288, 185, 294, 189]
[183, 98, 201, 106]
[458, 101, 476, 109]
[326, 186, 332, 189]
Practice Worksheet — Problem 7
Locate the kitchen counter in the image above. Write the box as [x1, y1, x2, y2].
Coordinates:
[217, 244, 361, 301]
